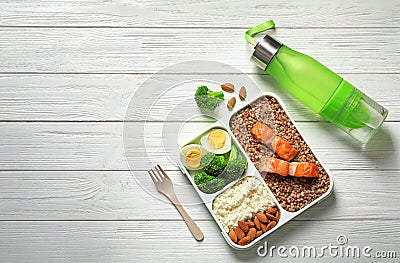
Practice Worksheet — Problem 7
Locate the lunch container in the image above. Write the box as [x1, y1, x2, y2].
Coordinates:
[177, 92, 334, 250]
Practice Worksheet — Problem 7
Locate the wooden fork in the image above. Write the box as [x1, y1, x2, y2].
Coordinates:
[148, 165, 204, 241]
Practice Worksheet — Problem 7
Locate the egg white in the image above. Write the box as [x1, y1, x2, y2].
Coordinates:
[200, 129, 232, 154]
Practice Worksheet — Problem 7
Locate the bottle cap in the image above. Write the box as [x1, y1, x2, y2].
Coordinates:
[252, 35, 282, 70]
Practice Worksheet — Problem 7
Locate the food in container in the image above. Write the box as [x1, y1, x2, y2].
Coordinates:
[178, 91, 333, 250]
[229, 95, 331, 212]
[200, 129, 232, 154]
[179, 144, 208, 170]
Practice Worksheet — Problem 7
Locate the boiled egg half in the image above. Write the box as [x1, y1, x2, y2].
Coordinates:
[200, 129, 231, 154]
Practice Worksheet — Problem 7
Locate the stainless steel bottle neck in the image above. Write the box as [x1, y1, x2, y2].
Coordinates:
[251, 35, 282, 70]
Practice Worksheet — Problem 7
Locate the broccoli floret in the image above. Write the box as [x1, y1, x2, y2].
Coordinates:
[194, 172, 214, 185]
[203, 154, 227, 177]
[223, 158, 248, 182]
[198, 178, 226, 194]
[220, 145, 247, 182]
[200, 152, 215, 167]
[194, 85, 224, 112]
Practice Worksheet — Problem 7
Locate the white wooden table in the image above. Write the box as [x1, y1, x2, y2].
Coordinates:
[0, 1, 399, 262]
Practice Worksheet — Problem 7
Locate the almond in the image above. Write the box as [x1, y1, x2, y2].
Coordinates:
[238, 221, 249, 233]
[245, 221, 255, 228]
[275, 211, 280, 221]
[239, 86, 247, 100]
[267, 207, 278, 215]
[266, 221, 277, 231]
[247, 228, 256, 241]
[238, 236, 252, 246]
[221, 83, 234, 92]
[227, 97, 236, 110]
[256, 230, 263, 238]
[256, 212, 268, 223]
[229, 229, 237, 243]
[260, 222, 267, 233]
[265, 213, 277, 221]
[253, 217, 261, 230]
[234, 226, 245, 240]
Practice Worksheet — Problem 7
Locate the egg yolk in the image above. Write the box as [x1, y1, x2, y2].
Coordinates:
[208, 130, 226, 149]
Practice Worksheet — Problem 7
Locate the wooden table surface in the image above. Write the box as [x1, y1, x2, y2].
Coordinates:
[0, 1, 399, 262]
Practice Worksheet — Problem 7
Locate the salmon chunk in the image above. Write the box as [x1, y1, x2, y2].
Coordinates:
[289, 162, 319, 178]
[259, 157, 289, 176]
[251, 121, 298, 161]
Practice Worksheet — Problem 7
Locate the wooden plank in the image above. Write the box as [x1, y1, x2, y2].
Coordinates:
[0, 121, 398, 171]
[0, 0, 399, 28]
[0, 73, 398, 122]
[0, 28, 399, 73]
[0, 170, 399, 221]
[0, 220, 398, 262]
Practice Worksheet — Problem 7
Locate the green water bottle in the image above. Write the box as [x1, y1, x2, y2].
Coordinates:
[245, 20, 388, 144]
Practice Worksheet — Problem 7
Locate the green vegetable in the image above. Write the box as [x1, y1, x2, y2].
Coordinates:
[194, 85, 224, 112]
[194, 172, 214, 185]
[200, 152, 215, 167]
[203, 154, 227, 177]
[222, 145, 248, 182]
[197, 178, 226, 194]
[223, 158, 248, 182]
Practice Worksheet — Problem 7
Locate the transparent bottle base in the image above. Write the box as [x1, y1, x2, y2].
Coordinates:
[334, 91, 388, 145]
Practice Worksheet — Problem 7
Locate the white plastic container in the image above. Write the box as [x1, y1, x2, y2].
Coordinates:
[177, 92, 334, 250]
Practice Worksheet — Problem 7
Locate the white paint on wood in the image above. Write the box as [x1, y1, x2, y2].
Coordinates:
[0, 170, 399, 221]
[0, 0, 399, 28]
[0, 122, 398, 170]
[0, 221, 398, 262]
[0, 28, 399, 73]
[1, 74, 398, 121]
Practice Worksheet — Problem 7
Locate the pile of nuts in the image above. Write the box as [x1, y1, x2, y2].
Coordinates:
[228, 206, 280, 246]
[229, 96, 330, 212]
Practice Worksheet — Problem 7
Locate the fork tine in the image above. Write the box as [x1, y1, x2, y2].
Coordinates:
[156, 164, 171, 180]
[154, 166, 166, 182]
[152, 167, 164, 182]
[147, 170, 158, 184]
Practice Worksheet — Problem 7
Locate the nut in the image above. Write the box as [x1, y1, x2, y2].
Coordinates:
[221, 83, 234, 92]
[238, 236, 252, 246]
[253, 217, 261, 230]
[266, 221, 277, 231]
[256, 212, 268, 223]
[234, 226, 245, 240]
[238, 221, 249, 233]
[239, 86, 247, 100]
[256, 230, 263, 238]
[247, 228, 256, 241]
[229, 229, 237, 243]
[275, 211, 280, 221]
[245, 221, 255, 228]
[260, 222, 267, 233]
[227, 97, 236, 110]
[265, 213, 277, 221]
[267, 207, 278, 215]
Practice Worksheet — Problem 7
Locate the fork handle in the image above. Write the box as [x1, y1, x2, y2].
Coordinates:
[169, 195, 204, 241]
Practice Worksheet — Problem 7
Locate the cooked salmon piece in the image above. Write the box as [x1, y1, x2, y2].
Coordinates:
[260, 157, 319, 178]
[289, 162, 319, 178]
[259, 157, 289, 176]
[251, 121, 298, 161]
[250, 121, 275, 144]
[270, 136, 298, 161]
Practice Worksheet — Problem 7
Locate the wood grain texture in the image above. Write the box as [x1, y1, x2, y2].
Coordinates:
[0, 28, 399, 73]
[0, 73, 398, 121]
[0, 0, 399, 28]
[0, 221, 398, 262]
[0, 170, 399, 221]
[0, 122, 398, 171]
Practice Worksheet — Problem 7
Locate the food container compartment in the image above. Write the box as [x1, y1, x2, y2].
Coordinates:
[228, 94, 333, 213]
[178, 92, 333, 250]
